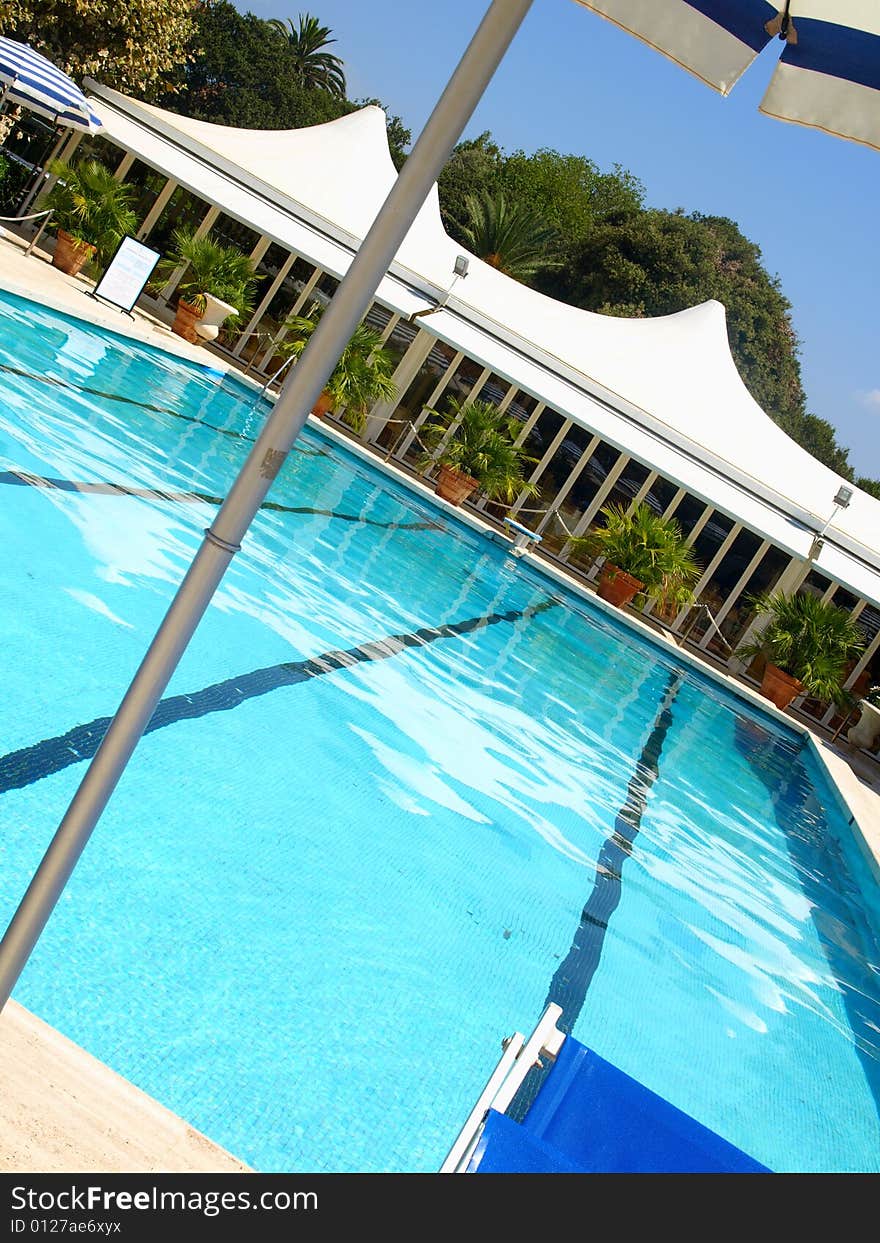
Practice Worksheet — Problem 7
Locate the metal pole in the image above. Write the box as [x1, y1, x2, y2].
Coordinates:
[17, 120, 67, 218]
[0, 0, 535, 1009]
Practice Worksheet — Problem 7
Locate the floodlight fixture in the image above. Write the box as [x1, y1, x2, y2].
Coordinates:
[409, 255, 471, 322]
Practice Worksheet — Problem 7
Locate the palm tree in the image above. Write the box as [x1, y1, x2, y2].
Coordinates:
[419, 398, 538, 504]
[268, 13, 347, 98]
[275, 308, 397, 433]
[42, 160, 138, 268]
[457, 190, 561, 281]
[154, 228, 261, 320]
[569, 502, 702, 612]
[736, 590, 865, 707]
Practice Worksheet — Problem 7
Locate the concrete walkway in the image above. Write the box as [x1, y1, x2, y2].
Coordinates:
[0, 1002, 250, 1172]
[0, 224, 877, 1173]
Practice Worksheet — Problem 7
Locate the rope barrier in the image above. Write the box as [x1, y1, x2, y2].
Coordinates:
[0, 208, 52, 223]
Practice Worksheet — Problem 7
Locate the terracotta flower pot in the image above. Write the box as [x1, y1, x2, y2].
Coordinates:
[52, 229, 96, 277]
[597, 563, 644, 608]
[171, 297, 204, 344]
[435, 463, 479, 506]
[311, 391, 335, 417]
[760, 662, 804, 710]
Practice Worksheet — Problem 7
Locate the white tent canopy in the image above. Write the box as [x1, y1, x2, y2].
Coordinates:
[85, 83, 880, 601]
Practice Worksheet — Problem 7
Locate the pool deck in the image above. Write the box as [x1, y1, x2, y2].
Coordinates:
[0, 1001, 250, 1172]
[0, 225, 878, 1172]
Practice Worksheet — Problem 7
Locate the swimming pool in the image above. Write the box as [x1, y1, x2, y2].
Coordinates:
[1, 287, 878, 1173]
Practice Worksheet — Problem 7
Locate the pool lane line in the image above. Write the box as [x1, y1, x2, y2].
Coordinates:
[0, 358, 252, 424]
[509, 668, 682, 1120]
[0, 599, 558, 796]
[520, 669, 681, 1107]
[544, 668, 682, 1030]
[0, 470, 442, 531]
[0, 359, 328, 454]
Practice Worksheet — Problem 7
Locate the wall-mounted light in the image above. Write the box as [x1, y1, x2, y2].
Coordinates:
[809, 484, 854, 559]
[408, 255, 469, 323]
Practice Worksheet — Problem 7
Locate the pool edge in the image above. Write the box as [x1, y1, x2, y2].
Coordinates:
[0, 1000, 252, 1173]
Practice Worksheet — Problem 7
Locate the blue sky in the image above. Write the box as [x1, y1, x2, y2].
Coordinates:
[245, 0, 880, 479]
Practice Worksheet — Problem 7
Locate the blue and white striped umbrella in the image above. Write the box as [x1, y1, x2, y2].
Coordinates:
[575, 1, 880, 153]
[0, 36, 102, 132]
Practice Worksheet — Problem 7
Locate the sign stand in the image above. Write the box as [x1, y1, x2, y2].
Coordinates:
[88, 235, 161, 318]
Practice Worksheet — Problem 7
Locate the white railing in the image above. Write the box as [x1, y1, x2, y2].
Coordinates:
[438, 1002, 565, 1173]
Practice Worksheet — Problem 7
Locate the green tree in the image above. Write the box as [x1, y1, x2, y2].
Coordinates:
[0, 0, 198, 99]
[438, 137, 644, 268]
[544, 207, 807, 433]
[162, 3, 407, 159]
[457, 189, 561, 281]
[500, 148, 643, 248]
[855, 476, 880, 500]
[438, 132, 505, 239]
[266, 12, 346, 98]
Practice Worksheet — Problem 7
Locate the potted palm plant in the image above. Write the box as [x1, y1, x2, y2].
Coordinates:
[40, 159, 138, 276]
[418, 397, 538, 506]
[274, 308, 398, 431]
[568, 501, 702, 610]
[154, 228, 261, 344]
[735, 590, 865, 711]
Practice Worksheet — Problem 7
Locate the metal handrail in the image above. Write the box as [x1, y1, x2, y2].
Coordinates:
[439, 1003, 565, 1173]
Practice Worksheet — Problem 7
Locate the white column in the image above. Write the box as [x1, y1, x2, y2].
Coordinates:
[136, 177, 177, 242]
[627, 470, 658, 514]
[157, 205, 220, 303]
[508, 417, 571, 519]
[362, 330, 437, 447]
[113, 151, 135, 180]
[231, 251, 294, 356]
[697, 538, 769, 650]
[513, 401, 545, 448]
[559, 452, 630, 567]
[535, 433, 601, 536]
[249, 235, 272, 265]
[661, 487, 686, 521]
[671, 519, 741, 632]
[255, 265, 322, 371]
[422, 366, 492, 470]
[392, 349, 466, 459]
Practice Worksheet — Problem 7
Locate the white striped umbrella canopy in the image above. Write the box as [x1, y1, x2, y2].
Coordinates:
[575, 1, 880, 152]
[0, 35, 102, 132]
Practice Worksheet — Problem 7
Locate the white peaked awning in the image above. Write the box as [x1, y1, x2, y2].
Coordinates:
[86, 85, 880, 601]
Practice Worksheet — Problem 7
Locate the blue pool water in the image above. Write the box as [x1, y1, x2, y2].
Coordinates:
[1, 288, 879, 1173]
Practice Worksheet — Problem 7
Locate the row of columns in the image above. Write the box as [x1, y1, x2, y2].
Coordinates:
[32, 131, 879, 714]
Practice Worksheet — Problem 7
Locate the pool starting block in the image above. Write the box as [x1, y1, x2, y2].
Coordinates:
[503, 517, 542, 557]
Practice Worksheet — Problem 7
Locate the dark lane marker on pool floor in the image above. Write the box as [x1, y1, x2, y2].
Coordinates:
[0, 600, 557, 795]
[545, 668, 681, 1028]
[510, 668, 681, 1118]
[0, 470, 442, 531]
[0, 359, 328, 453]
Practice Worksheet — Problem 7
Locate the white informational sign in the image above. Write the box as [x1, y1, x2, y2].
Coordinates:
[92, 236, 161, 314]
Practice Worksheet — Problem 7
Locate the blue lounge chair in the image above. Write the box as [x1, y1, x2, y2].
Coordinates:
[441, 1004, 770, 1174]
